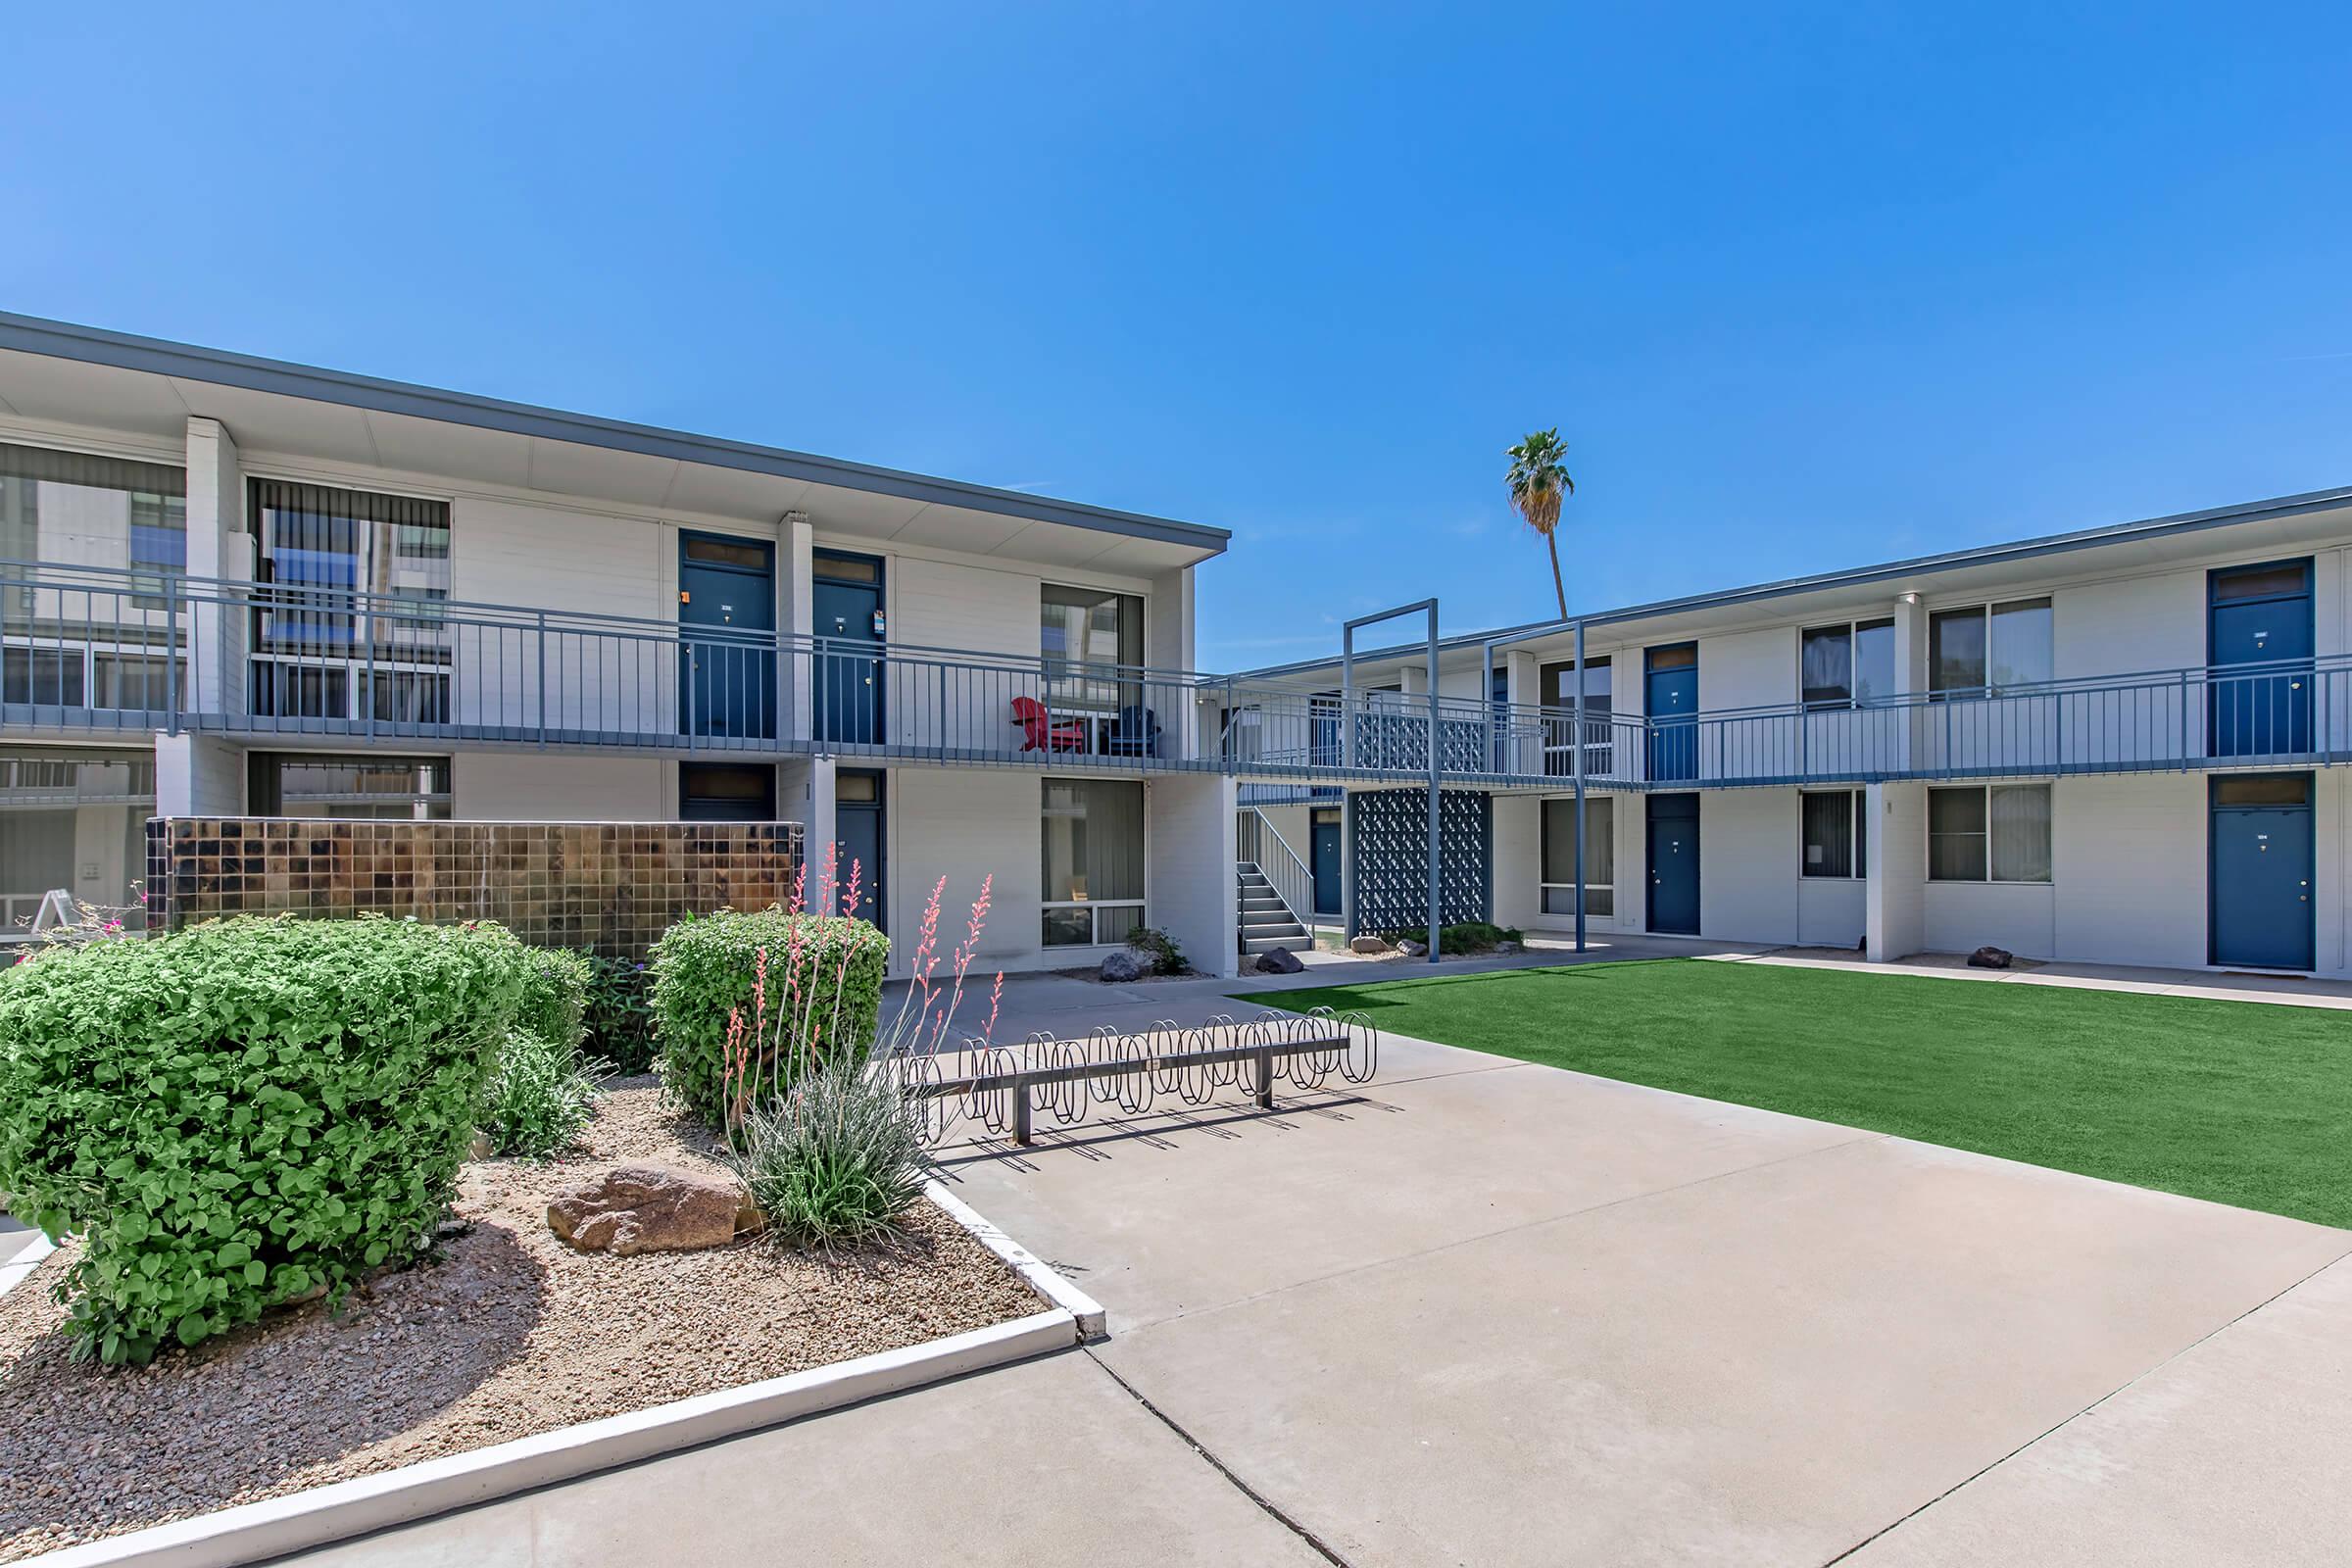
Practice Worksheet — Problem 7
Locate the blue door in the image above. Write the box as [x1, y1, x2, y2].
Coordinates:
[678, 534, 776, 740]
[2210, 774, 2313, 969]
[1646, 793, 1700, 935]
[1645, 644, 1698, 782]
[833, 768, 886, 928]
[811, 553, 885, 746]
[1310, 810, 1343, 915]
[2208, 560, 2312, 760]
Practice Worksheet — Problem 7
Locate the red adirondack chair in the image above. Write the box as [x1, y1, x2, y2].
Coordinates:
[1011, 696, 1087, 752]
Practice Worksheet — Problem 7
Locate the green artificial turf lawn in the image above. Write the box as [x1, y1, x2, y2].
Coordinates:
[1254, 959, 2352, 1228]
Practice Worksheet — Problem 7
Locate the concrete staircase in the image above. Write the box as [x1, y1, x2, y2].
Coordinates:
[1237, 863, 1310, 956]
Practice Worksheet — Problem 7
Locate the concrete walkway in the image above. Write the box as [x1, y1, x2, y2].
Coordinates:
[297, 998, 2352, 1567]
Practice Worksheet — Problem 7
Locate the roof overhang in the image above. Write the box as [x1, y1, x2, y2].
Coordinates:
[0, 313, 1228, 576]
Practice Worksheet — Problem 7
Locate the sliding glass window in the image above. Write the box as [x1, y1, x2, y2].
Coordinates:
[1040, 585, 1142, 710]
[247, 753, 453, 819]
[249, 480, 453, 723]
[1042, 777, 1146, 945]
[1800, 789, 1866, 878]
[1540, 795, 1613, 916]
[0, 443, 190, 707]
[1928, 783, 2050, 883]
[1931, 600, 2051, 699]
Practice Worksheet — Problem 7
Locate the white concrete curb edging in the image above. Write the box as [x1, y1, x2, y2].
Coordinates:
[926, 1176, 1108, 1340]
[24, 1308, 1073, 1568]
[0, 1234, 58, 1301]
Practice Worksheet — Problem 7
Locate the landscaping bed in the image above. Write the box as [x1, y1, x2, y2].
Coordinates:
[0, 1083, 1043, 1563]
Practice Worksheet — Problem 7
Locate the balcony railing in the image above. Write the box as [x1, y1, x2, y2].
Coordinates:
[3, 561, 2348, 789]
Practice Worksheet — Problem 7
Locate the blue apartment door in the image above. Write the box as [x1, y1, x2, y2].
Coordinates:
[2208, 560, 2313, 760]
[2210, 774, 2313, 970]
[833, 768, 886, 929]
[1645, 644, 1698, 782]
[1310, 810, 1343, 915]
[1646, 793, 1700, 935]
[678, 534, 776, 740]
[812, 553, 885, 746]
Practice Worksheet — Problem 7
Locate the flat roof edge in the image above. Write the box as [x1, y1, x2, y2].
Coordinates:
[0, 313, 1230, 556]
[1231, 482, 2352, 678]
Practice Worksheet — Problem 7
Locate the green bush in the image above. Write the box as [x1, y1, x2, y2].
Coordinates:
[516, 947, 592, 1049]
[648, 907, 888, 1128]
[580, 951, 657, 1075]
[0, 915, 529, 1364]
[1125, 926, 1189, 976]
[478, 1026, 599, 1159]
[729, 1054, 925, 1249]
[1381, 921, 1525, 956]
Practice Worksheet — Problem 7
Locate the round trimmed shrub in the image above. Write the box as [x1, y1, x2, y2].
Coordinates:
[0, 915, 531, 1364]
[648, 907, 888, 1128]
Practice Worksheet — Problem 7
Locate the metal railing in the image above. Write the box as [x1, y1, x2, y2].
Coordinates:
[4, 561, 2349, 791]
[1237, 805, 1318, 931]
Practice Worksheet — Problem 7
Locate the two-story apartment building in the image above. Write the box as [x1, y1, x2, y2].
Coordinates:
[0, 314, 1242, 977]
[1234, 484, 2352, 978]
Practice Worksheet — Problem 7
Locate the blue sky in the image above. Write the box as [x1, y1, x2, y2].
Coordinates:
[7, 3, 2350, 669]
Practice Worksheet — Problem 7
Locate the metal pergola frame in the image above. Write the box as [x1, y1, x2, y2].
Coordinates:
[1344, 600, 1441, 964]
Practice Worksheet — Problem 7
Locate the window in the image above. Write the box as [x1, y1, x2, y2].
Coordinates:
[248, 753, 452, 819]
[1930, 599, 2051, 698]
[250, 479, 453, 721]
[1040, 584, 1142, 709]
[1538, 656, 1611, 776]
[1928, 783, 2050, 882]
[0, 442, 189, 615]
[1041, 777, 1145, 945]
[1800, 619, 1895, 709]
[1801, 790, 1866, 878]
[1540, 795, 1613, 916]
[679, 762, 775, 821]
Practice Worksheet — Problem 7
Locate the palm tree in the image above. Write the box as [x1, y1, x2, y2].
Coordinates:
[1505, 428, 1575, 619]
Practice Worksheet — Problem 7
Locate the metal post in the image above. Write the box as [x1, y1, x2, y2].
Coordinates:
[1573, 618, 1587, 953]
[1012, 1081, 1033, 1145]
[1340, 630, 1354, 770]
[1481, 640, 1496, 772]
[363, 593, 377, 742]
[1425, 612, 1440, 965]
[1253, 1043, 1274, 1108]
[164, 575, 181, 736]
[536, 609, 548, 749]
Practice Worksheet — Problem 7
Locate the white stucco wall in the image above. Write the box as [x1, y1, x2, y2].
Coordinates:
[1796, 877, 1866, 949]
[1149, 772, 1239, 979]
[1492, 794, 1539, 931]
[1697, 788, 1796, 943]
[2049, 772, 2205, 968]
[1924, 883, 2055, 959]
[452, 753, 670, 820]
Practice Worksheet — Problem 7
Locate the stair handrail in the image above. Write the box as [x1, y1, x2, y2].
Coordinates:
[1237, 806, 1319, 944]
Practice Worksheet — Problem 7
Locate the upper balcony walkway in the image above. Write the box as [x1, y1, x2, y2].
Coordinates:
[2, 561, 2346, 790]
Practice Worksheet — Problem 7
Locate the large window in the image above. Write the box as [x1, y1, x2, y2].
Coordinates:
[1041, 777, 1145, 945]
[1930, 599, 2052, 699]
[250, 479, 453, 722]
[1928, 783, 2050, 883]
[248, 753, 452, 819]
[1540, 795, 1613, 916]
[1538, 656, 1612, 776]
[0, 747, 155, 934]
[1799, 619, 1895, 709]
[1040, 584, 1142, 710]
[679, 762, 776, 822]
[1801, 789, 1866, 879]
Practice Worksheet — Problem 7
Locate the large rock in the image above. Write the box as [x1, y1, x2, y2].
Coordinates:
[1099, 949, 1149, 982]
[1396, 938, 1428, 957]
[1967, 946, 2014, 970]
[1348, 935, 1394, 956]
[548, 1163, 753, 1256]
[1254, 946, 1305, 975]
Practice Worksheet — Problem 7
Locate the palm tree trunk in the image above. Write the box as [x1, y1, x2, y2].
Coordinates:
[1545, 531, 1568, 619]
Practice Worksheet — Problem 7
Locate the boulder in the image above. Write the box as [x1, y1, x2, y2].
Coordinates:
[1348, 935, 1394, 956]
[1396, 938, 1428, 957]
[548, 1163, 754, 1256]
[1099, 949, 1149, 982]
[1967, 946, 2014, 970]
[1494, 940, 1523, 955]
[1255, 946, 1305, 975]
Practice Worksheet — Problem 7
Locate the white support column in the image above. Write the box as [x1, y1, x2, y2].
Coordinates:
[182, 417, 247, 719]
[783, 511, 813, 746]
[154, 732, 245, 817]
[1147, 772, 1239, 979]
[1865, 779, 1926, 962]
[807, 753, 837, 908]
[1890, 591, 1928, 774]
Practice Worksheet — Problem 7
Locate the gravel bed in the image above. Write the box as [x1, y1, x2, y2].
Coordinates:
[0, 1084, 1044, 1561]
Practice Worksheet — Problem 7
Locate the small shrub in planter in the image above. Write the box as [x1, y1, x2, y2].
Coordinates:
[478, 1025, 600, 1159]
[648, 906, 888, 1128]
[1124, 926, 1189, 976]
[515, 947, 592, 1049]
[729, 1053, 926, 1249]
[0, 915, 530, 1364]
[580, 951, 657, 1074]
